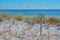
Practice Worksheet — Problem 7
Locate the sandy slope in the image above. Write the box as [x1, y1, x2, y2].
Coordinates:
[0, 20, 60, 40]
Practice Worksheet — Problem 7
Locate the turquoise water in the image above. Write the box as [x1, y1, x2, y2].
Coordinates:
[0, 9, 60, 17]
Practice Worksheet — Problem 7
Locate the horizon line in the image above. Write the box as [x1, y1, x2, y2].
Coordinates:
[0, 9, 60, 10]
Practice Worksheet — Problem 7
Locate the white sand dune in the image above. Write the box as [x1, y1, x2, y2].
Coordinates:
[0, 20, 60, 40]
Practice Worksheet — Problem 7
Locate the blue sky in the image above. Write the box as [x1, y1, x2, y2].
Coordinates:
[0, 0, 60, 9]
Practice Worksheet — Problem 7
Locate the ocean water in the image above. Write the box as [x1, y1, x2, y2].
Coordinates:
[0, 9, 60, 17]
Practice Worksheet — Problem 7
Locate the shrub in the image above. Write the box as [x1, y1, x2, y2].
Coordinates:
[48, 17, 60, 24]
[14, 15, 23, 21]
[2, 13, 9, 18]
[42, 17, 48, 23]
[0, 16, 2, 21]
[1, 13, 11, 20]
[31, 16, 40, 23]
[24, 17, 31, 22]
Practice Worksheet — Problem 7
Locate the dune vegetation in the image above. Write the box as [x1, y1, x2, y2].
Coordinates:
[0, 13, 60, 25]
[0, 13, 60, 40]
[14, 15, 23, 21]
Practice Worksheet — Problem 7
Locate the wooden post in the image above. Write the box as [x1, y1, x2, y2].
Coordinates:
[48, 25, 51, 40]
[40, 18, 42, 40]
[38, 14, 45, 40]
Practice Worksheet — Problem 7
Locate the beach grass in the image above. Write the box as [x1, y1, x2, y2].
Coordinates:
[0, 13, 60, 25]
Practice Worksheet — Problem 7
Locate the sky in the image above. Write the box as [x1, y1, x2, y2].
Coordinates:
[0, 0, 60, 9]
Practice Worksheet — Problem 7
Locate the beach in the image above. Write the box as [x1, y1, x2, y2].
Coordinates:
[0, 10, 60, 40]
[0, 19, 60, 40]
[0, 0, 60, 39]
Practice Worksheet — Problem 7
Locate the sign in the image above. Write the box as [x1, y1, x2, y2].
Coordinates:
[38, 14, 45, 18]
